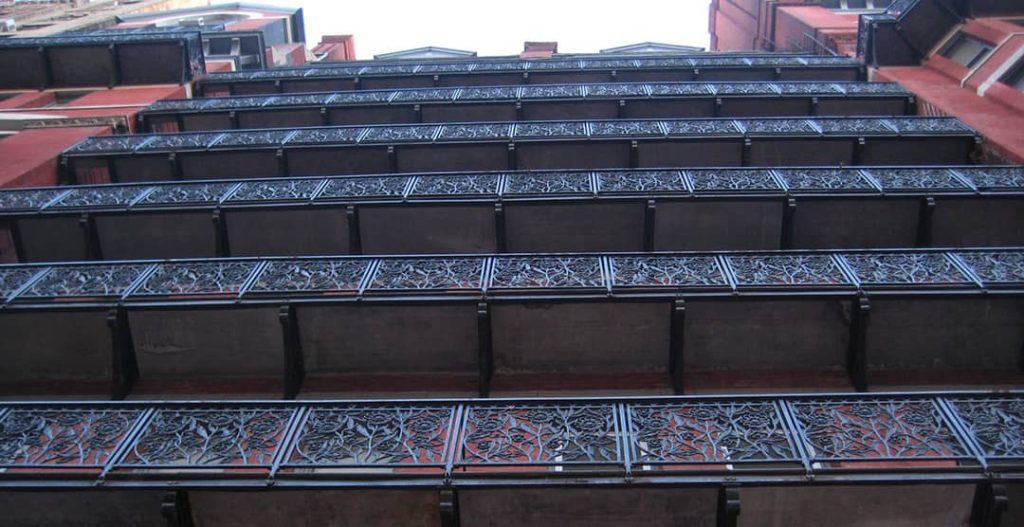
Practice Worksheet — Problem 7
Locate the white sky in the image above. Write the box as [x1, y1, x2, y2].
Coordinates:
[227, 0, 712, 60]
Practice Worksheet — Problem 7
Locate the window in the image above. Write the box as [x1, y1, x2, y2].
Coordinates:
[939, 34, 993, 68]
[1001, 60, 1024, 92]
[822, 0, 892, 10]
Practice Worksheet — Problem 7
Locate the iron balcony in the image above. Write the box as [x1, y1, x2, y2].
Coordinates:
[61, 117, 980, 183]
[197, 55, 863, 95]
[2, 166, 1022, 262]
[139, 81, 915, 132]
[0, 248, 1021, 399]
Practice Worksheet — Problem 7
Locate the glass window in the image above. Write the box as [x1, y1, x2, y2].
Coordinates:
[939, 34, 993, 68]
[1001, 60, 1024, 92]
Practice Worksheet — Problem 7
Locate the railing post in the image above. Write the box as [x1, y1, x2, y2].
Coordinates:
[970, 483, 1008, 527]
[670, 298, 686, 395]
[346, 205, 362, 255]
[494, 203, 507, 253]
[847, 296, 870, 392]
[212, 210, 230, 257]
[161, 490, 194, 527]
[279, 304, 305, 400]
[440, 489, 460, 527]
[107, 307, 138, 401]
[741, 138, 752, 166]
[780, 197, 797, 250]
[916, 196, 935, 247]
[79, 212, 102, 261]
[630, 140, 639, 169]
[643, 199, 656, 252]
[477, 301, 493, 397]
[716, 487, 741, 527]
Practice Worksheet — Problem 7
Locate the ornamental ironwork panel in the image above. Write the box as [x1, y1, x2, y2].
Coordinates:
[0, 408, 142, 467]
[584, 83, 648, 97]
[457, 87, 520, 100]
[226, 179, 323, 202]
[739, 119, 817, 135]
[687, 169, 780, 191]
[133, 261, 258, 296]
[627, 401, 798, 464]
[417, 63, 472, 74]
[648, 83, 713, 96]
[328, 91, 393, 105]
[472, 61, 525, 72]
[947, 397, 1024, 460]
[361, 125, 438, 143]
[695, 57, 750, 67]
[285, 127, 364, 145]
[285, 405, 455, 467]
[145, 99, 208, 112]
[580, 58, 638, 69]
[862, 168, 967, 191]
[202, 97, 264, 110]
[0, 188, 66, 211]
[596, 170, 688, 193]
[842, 253, 971, 286]
[246, 259, 368, 294]
[526, 59, 581, 71]
[390, 88, 459, 103]
[435, 123, 511, 141]
[609, 256, 728, 289]
[519, 85, 583, 99]
[634, 57, 695, 68]
[50, 186, 149, 209]
[367, 258, 485, 291]
[954, 167, 1024, 191]
[66, 135, 152, 154]
[776, 83, 843, 94]
[954, 251, 1024, 287]
[268, 93, 337, 107]
[318, 176, 411, 199]
[489, 256, 605, 290]
[788, 398, 970, 462]
[513, 122, 588, 139]
[0, 266, 45, 299]
[410, 174, 501, 196]
[726, 255, 851, 287]
[212, 130, 293, 148]
[503, 171, 592, 195]
[775, 169, 876, 191]
[21, 264, 150, 299]
[138, 133, 222, 151]
[589, 120, 664, 137]
[713, 83, 779, 95]
[841, 82, 909, 95]
[119, 407, 294, 467]
[887, 117, 973, 134]
[457, 404, 621, 466]
[816, 118, 894, 135]
[361, 64, 419, 76]
[138, 182, 235, 206]
[663, 120, 741, 136]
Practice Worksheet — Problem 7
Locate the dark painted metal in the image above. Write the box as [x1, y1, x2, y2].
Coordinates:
[161, 490, 194, 527]
[847, 297, 871, 392]
[440, 489, 460, 527]
[716, 487, 741, 527]
[108, 307, 139, 401]
[280, 305, 305, 400]
[670, 298, 686, 395]
[970, 483, 1008, 527]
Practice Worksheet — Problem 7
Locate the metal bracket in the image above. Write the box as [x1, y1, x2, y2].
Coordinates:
[717, 487, 741, 527]
[970, 483, 1008, 527]
[670, 298, 686, 394]
[107, 307, 138, 401]
[781, 197, 797, 249]
[507, 143, 517, 170]
[644, 199, 656, 252]
[630, 140, 639, 168]
[79, 212, 102, 261]
[212, 209, 230, 257]
[346, 205, 362, 255]
[741, 138, 752, 166]
[847, 296, 871, 392]
[916, 196, 935, 247]
[440, 489, 460, 527]
[161, 490, 194, 527]
[279, 304, 305, 400]
[478, 301, 493, 397]
[494, 203, 507, 253]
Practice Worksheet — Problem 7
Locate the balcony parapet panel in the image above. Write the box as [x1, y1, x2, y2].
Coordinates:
[140, 81, 914, 132]
[2, 166, 1022, 261]
[197, 55, 863, 95]
[61, 117, 979, 184]
[0, 249, 1021, 398]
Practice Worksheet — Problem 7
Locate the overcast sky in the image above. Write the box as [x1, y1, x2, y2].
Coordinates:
[226, 0, 711, 59]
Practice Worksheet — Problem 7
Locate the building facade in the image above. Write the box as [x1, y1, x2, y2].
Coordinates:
[0, 3, 1022, 526]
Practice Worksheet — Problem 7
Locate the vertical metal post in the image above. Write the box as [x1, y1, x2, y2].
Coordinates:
[847, 296, 870, 392]
[439, 489, 460, 527]
[279, 304, 305, 400]
[617, 99, 626, 119]
[515, 102, 524, 121]
[780, 197, 797, 249]
[161, 490, 194, 527]
[970, 483, 1008, 527]
[388, 145, 398, 173]
[414, 104, 423, 123]
[228, 110, 239, 129]
[714, 97, 723, 118]
[319, 107, 330, 126]
[477, 301, 493, 397]
[79, 213, 102, 261]
[853, 137, 866, 165]
[170, 153, 183, 181]
[276, 148, 288, 178]
[916, 197, 935, 247]
[507, 143, 517, 170]
[346, 205, 362, 255]
[39, 46, 53, 89]
[108, 307, 138, 401]
[107, 44, 121, 88]
[630, 140, 639, 169]
[716, 487, 741, 527]
[669, 298, 686, 395]
[643, 200, 656, 252]
[809, 96, 819, 116]
[741, 138, 752, 166]
[494, 203, 507, 253]
[212, 210, 230, 257]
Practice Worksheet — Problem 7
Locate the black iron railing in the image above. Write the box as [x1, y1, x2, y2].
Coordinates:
[0, 392, 1020, 487]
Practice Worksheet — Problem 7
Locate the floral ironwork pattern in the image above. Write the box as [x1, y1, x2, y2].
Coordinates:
[328, 91, 392, 105]
[628, 402, 796, 464]
[776, 82, 843, 94]
[775, 169, 876, 191]
[268, 93, 336, 107]
[0, 408, 140, 466]
[513, 122, 588, 139]
[887, 117, 972, 134]
[318, 176, 410, 199]
[816, 118, 894, 135]
[226, 179, 323, 202]
[609, 256, 728, 288]
[519, 85, 582, 99]
[361, 125, 438, 143]
[288, 406, 454, 466]
[947, 397, 1024, 459]
[51, 187, 148, 209]
[842, 253, 970, 286]
[687, 169, 779, 191]
[459, 404, 620, 465]
[410, 174, 500, 196]
[504, 172, 592, 195]
[435, 124, 511, 141]
[138, 182, 235, 205]
[285, 128, 363, 145]
[457, 87, 519, 100]
[726, 255, 850, 287]
[584, 83, 648, 97]
[663, 120, 741, 136]
[954, 251, 1024, 286]
[596, 170, 688, 193]
[0, 188, 67, 211]
[139, 133, 222, 151]
[391, 88, 458, 102]
[712, 83, 778, 95]
[122, 408, 293, 466]
[648, 83, 713, 96]
[66, 135, 152, 154]
[368, 258, 485, 291]
[739, 119, 817, 135]
[489, 256, 604, 289]
[589, 120, 664, 137]
[789, 399, 969, 461]
[134, 261, 258, 296]
[0, 266, 44, 299]
[212, 130, 293, 148]
[22, 264, 150, 299]
[863, 168, 966, 191]
[247, 259, 369, 294]
[955, 167, 1024, 190]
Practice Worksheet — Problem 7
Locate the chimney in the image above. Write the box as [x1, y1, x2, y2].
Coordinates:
[520, 41, 557, 59]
